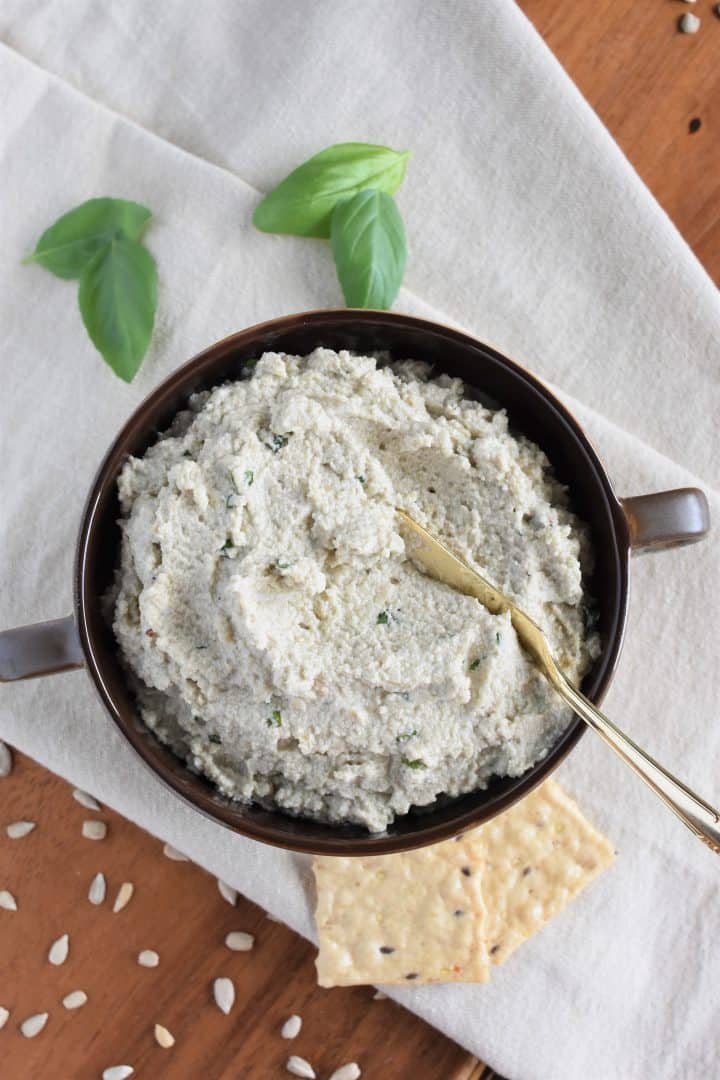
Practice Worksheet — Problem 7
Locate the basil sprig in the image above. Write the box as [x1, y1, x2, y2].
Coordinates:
[25, 197, 157, 382]
[253, 142, 409, 238]
[331, 189, 406, 309]
[253, 142, 410, 310]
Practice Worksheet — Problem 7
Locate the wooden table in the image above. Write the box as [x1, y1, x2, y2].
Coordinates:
[1, 4, 717, 1077]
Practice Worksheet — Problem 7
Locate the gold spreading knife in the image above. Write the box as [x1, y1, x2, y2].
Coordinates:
[397, 509, 720, 855]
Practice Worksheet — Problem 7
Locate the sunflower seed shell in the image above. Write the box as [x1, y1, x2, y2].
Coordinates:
[217, 879, 237, 906]
[281, 1014, 302, 1039]
[7, 821, 35, 839]
[20, 1012, 48, 1038]
[0, 890, 17, 911]
[138, 949, 159, 968]
[0, 742, 12, 778]
[88, 872, 106, 905]
[113, 882, 134, 913]
[225, 931, 254, 951]
[213, 976, 235, 1015]
[286, 1056, 316, 1079]
[62, 990, 88, 1010]
[163, 843, 188, 861]
[82, 820, 107, 840]
[154, 1023, 175, 1048]
[329, 1065, 362, 1080]
[73, 789, 101, 811]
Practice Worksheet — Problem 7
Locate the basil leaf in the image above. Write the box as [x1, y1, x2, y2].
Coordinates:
[25, 197, 151, 279]
[78, 236, 157, 382]
[253, 142, 410, 238]
[331, 189, 407, 309]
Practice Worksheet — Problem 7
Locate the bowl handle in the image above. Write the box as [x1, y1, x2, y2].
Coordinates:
[621, 488, 710, 553]
[0, 615, 84, 682]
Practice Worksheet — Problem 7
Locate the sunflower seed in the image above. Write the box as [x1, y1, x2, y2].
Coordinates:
[281, 1014, 302, 1039]
[217, 879, 237, 906]
[154, 1023, 175, 1048]
[62, 990, 88, 1010]
[286, 1056, 316, 1078]
[163, 842, 188, 861]
[73, 788, 101, 811]
[49, 932, 69, 965]
[372, 990, 388, 1000]
[6, 821, 35, 839]
[0, 742, 12, 778]
[20, 1012, 48, 1038]
[329, 1065, 361, 1080]
[213, 977, 235, 1015]
[679, 11, 700, 31]
[224, 931, 254, 951]
[102, 1067, 134, 1080]
[0, 1006, 9, 1029]
[112, 882, 134, 913]
[82, 820, 107, 840]
[88, 872, 106, 905]
[0, 890, 17, 911]
[138, 949, 160, 968]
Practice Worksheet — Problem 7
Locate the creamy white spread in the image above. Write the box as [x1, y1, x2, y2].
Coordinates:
[112, 348, 596, 832]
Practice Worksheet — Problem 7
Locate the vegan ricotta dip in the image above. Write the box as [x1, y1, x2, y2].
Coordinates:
[111, 347, 597, 832]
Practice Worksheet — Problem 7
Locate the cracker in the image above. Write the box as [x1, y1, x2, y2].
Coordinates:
[466, 779, 616, 965]
[314, 841, 490, 987]
[314, 780, 615, 986]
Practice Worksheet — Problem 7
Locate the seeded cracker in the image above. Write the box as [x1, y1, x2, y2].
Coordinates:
[314, 780, 614, 986]
[314, 842, 489, 986]
[467, 779, 615, 965]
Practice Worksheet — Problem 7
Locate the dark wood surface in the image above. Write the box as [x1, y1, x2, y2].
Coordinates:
[0, 753, 491, 1079]
[521, 0, 720, 285]
[1, 3, 717, 1076]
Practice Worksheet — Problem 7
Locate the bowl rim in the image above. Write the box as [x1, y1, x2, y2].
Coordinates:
[73, 309, 630, 854]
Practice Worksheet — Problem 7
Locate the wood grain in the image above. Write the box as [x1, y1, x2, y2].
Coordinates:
[520, 0, 720, 285]
[0, 752, 490, 1079]
[1, 5, 717, 1078]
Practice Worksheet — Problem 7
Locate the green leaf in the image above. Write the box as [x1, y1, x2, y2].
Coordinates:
[78, 235, 157, 382]
[253, 142, 410, 238]
[331, 189, 407, 309]
[25, 197, 151, 279]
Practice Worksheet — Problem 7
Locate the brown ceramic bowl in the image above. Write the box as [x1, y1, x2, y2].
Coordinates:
[0, 311, 710, 853]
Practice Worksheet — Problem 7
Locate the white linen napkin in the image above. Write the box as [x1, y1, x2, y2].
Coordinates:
[1, 4, 718, 1078]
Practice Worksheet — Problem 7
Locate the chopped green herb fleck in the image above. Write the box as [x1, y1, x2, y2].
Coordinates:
[276, 559, 291, 570]
[244, 469, 254, 486]
[266, 709, 282, 728]
[229, 470, 240, 494]
[495, 631, 502, 645]
[226, 493, 237, 509]
[469, 658, 481, 671]
[182, 449, 193, 459]
[219, 539, 234, 557]
[208, 733, 222, 745]
[357, 474, 366, 484]
[396, 730, 418, 743]
[195, 644, 210, 650]
[270, 432, 289, 453]
[377, 610, 390, 625]
[401, 757, 427, 769]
